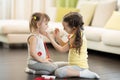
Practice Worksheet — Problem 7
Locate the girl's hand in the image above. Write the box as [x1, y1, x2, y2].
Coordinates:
[47, 58, 53, 62]
[54, 28, 60, 38]
[42, 58, 53, 63]
[45, 32, 54, 41]
[42, 59, 50, 63]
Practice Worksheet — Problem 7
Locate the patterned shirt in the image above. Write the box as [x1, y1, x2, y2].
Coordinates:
[27, 34, 46, 64]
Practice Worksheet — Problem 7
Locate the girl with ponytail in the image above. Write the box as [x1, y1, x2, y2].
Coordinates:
[46, 12, 100, 79]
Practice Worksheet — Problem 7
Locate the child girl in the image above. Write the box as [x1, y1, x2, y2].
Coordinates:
[26, 12, 57, 75]
[46, 12, 100, 78]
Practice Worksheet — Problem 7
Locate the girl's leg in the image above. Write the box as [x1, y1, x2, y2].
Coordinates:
[35, 70, 50, 75]
[25, 67, 50, 75]
[55, 66, 80, 78]
[28, 62, 58, 74]
[54, 61, 68, 68]
[55, 66, 100, 78]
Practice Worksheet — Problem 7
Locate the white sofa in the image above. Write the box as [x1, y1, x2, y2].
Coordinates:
[0, 20, 29, 44]
[0, 20, 66, 44]
[83, 0, 120, 55]
[0, 0, 120, 55]
[84, 27, 120, 55]
[45, 0, 120, 55]
[80, 0, 120, 55]
[48, 0, 120, 55]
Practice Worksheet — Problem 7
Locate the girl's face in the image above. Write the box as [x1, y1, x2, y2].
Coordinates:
[38, 18, 48, 33]
[62, 21, 75, 34]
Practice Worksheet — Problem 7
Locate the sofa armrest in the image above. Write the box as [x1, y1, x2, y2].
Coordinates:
[0, 20, 29, 34]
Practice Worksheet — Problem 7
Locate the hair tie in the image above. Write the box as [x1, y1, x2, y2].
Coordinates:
[33, 16, 36, 20]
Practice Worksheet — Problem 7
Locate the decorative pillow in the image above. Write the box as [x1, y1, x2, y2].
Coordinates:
[56, 0, 78, 8]
[104, 11, 120, 30]
[55, 7, 79, 22]
[76, 1, 97, 26]
[56, 0, 66, 7]
[91, 0, 117, 27]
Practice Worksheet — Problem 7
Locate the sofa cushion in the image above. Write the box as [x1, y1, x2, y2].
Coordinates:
[55, 7, 79, 22]
[84, 27, 105, 42]
[91, 0, 117, 27]
[7, 34, 29, 44]
[76, 1, 97, 26]
[104, 11, 120, 30]
[102, 29, 120, 47]
[0, 20, 29, 34]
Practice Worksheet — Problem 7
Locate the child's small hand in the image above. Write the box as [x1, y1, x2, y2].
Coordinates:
[55, 28, 59, 34]
[45, 32, 54, 41]
[42, 59, 50, 63]
[47, 58, 53, 62]
[54, 28, 60, 38]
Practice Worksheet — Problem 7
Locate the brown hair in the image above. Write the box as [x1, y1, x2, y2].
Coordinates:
[29, 12, 50, 32]
[63, 12, 84, 54]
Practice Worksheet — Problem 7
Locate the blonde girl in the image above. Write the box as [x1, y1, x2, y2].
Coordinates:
[26, 12, 57, 75]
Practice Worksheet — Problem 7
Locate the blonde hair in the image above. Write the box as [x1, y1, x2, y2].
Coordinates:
[29, 12, 50, 32]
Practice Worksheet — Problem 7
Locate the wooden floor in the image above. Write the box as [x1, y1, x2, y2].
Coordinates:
[0, 44, 120, 80]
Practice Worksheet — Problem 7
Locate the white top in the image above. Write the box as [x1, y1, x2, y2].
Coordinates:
[27, 34, 46, 64]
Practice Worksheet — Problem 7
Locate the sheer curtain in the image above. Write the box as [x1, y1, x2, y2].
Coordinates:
[11, 0, 45, 20]
[0, 0, 45, 20]
[0, 0, 11, 19]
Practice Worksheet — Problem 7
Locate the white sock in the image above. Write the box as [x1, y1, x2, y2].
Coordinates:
[25, 67, 36, 74]
[80, 69, 100, 78]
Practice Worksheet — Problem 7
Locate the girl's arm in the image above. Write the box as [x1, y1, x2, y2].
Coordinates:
[54, 28, 66, 46]
[46, 33, 69, 53]
[55, 36, 66, 46]
[28, 36, 49, 63]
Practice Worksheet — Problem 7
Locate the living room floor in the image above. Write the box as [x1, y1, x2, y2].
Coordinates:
[0, 44, 120, 80]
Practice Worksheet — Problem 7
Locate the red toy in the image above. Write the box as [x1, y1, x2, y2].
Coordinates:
[34, 77, 54, 80]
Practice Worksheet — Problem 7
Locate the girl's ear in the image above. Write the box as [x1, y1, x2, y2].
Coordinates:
[37, 22, 41, 28]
